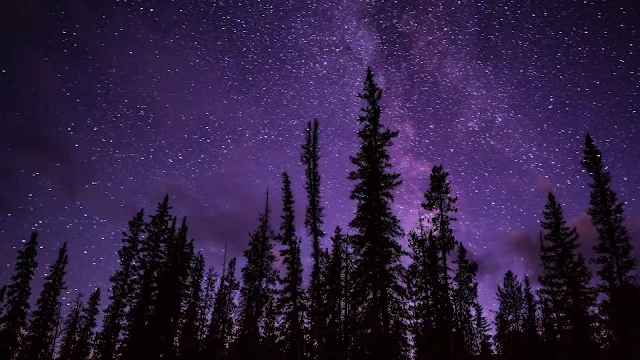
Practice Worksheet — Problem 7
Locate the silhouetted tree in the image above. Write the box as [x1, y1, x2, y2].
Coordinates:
[73, 288, 101, 360]
[0, 285, 6, 318]
[277, 172, 306, 360]
[0, 232, 39, 360]
[538, 192, 597, 360]
[204, 257, 238, 360]
[452, 242, 479, 359]
[58, 293, 83, 360]
[19, 242, 69, 360]
[422, 165, 459, 359]
[121, 195, 173, 360]
[347, 67, 408, 360]
[495, 270, 524, 360]
[96, 209, 144, 360]
[180, 252, 206, 360]
[301, 118, 325, 359]
[236, 191, 279, 359]
[581, 133, 639, 359]
[262, 289, 281, 359]
[522, 276, 540, 360]
[473, 302, 492, 360]
[322, 227, 348, 360]
[198, 266, 218, 345]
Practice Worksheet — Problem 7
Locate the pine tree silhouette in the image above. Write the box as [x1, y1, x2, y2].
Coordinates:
[472, 302, 492, 360]
[581, 133, 639, 359]
[347, 67, 408, 360]
[179, 252, 206, 360]
[452, 242, 479, 359]
[58, 293, 83, 360]
[495, 270, 524, 360]
[236, 190, 279, 359]
[19, 242, 69, 360]
[422, 165, 459, 360]
[522, 275, 540, 360]
[277, 172, 306, 360]
[204, 256, 239, 360]
[198, 265, 218, 348]
[73, 287, 101, 360]
[96, 209, 144, 360]
[538, 192, 598, 360]
[301, 118, 325, 359]
[0, 232, 39, 360]
[322, 227, 348, 360]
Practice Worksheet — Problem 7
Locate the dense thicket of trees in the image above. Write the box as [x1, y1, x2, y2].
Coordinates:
[0, 69, 637, 360]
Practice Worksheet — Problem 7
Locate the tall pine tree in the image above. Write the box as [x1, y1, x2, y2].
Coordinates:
[236, 191, 279, 359]
[301, 118, 325, 359]
[472, 302, 492, 360]
[19, 242, 69, 360]
[0, 232, 39, 360]
[452, 242, 479, 359]
[198, 266, 218, 346]
[96, 209, 145, 360]
[73, 288, 101, 360]
[322, 227, 348, 360]
[581, 133, 639, 358]
[58, 293, 84, 360]
[179, 252, 206, 360]
[538, 192, 597, 360]
[495, 271, 524, 360]
[204, 257, 239, 360]
[277, 172, 306, 360]
[422, 165, 459, 360]
[347, 67, 408, 360]
[522, 275, 540, 360]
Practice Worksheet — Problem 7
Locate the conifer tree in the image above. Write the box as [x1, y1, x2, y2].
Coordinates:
[495, 270, 524, 360]
[0, 232, 39, 360]
[58, 293, 83, 360]
[179, 252, 206, 360]
[538, 192, 597, 360]
[347, 67, 408, 360]
[121, 195, 173, 360]
[204, 257, 239, 360]
[322, 227, 348, 360]
[73, 288, 101, 360]
[472, 302, 492, 360]
[277, 172, 306, 360]
[301, 118, 325, 359]
[452, 242, 479, 359]
[581, 133, 639, 358]
[198, 266, 218, 345]
[522, 276, 540, 360]
[149, 216, 194, 359]
[262, 290, 281, 359]
[236, 191, 279, 359]
[19, 242, 69, 360]
[96, 209, 145, 360]
[422, 165, 458, 359]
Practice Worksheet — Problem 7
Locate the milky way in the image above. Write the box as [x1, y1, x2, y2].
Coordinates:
[1, 0, 638, 316]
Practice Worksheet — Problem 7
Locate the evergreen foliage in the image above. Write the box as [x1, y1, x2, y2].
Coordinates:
[73, 288, 101, 360]
[58, 293, 83, 360]
[495, 270, 524, 360]
[204, 257, 238, 360]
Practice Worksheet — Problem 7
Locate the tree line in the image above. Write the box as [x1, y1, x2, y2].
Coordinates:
[0, 68, 638, 360]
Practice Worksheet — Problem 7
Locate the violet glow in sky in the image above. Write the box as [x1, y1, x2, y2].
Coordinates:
[1, 0, 639, 315]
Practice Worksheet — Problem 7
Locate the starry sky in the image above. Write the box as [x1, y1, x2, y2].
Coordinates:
[1, 0, 639, 316]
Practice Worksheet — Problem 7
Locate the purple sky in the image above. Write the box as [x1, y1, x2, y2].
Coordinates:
[1, 0, 638, 317]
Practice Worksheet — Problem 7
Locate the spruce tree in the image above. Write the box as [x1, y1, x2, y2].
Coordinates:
[198, 266, 218, 345]
[19, 242, 69, 360]
[452, 242, 479, 359]
[522, 276, 540, 360]
[422, 164, 458, 359]
[122, 195, 173, 360]
[96, 209, 145, 360]
[149, 216, 194, 359]
[300, 118, 325, 359]
[179, 252, 206, 360]
[323, 227, 348, 360]
[0, 232, 39, 360]
[347, 67, 408, 360]
[73, 288, 101, 360]
[204, 257, 239, 360]
[58, 293, 83, 360]
[581, 133, 639, 358]
[538, 192, 597, 360]
[495, 270, 524, 360]
[472, 302, 492, 360]
[277, 172, 306, 360]
[236, 191, 279, 359]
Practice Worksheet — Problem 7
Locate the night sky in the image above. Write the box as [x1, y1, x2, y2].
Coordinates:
[1, 0, 639, 317]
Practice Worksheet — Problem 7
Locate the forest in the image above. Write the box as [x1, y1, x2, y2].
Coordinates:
[0, 68, 638, 360]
